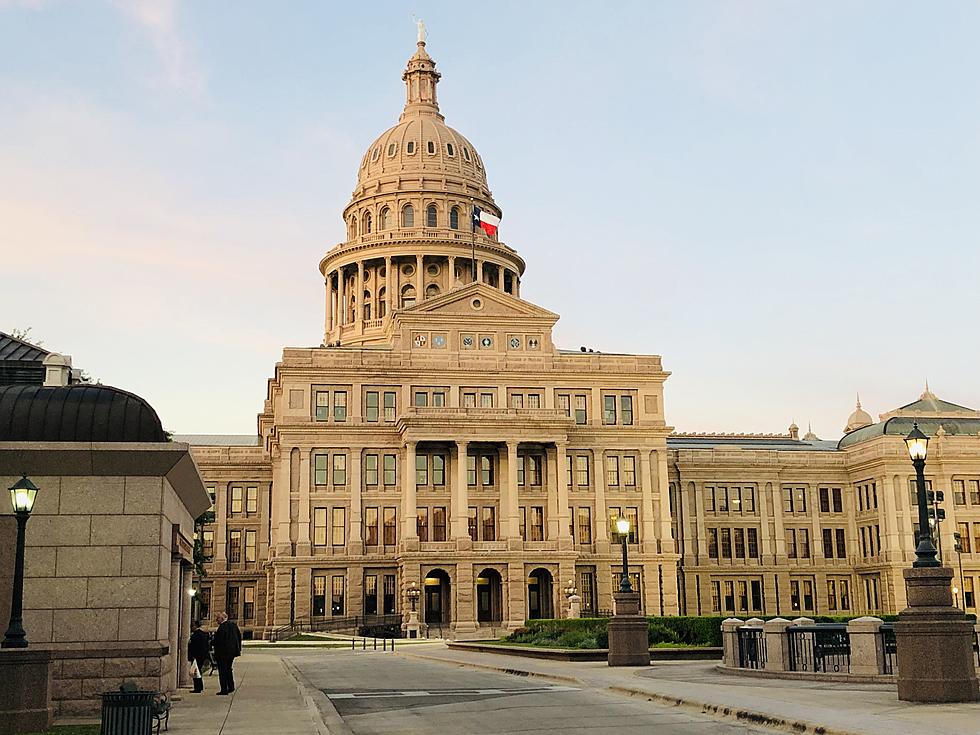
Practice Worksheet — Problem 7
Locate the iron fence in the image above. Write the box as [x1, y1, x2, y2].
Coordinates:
[737, 626, 766, 669]
[787, 624, 850, 673]
[878, 623, 897, 675]
[268, 614, 403, 642]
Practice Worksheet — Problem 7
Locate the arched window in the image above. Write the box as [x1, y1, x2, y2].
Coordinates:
[426, 205, 437, 228]
[387, 143, 396, 157]
[406, 141, 415, 154]
[463, 147, 471, 162]
[446, 143, 455, 157]
[427, 141, 435, 154]
[378, 287, 387, 318]
[363, 291, 372, 320]
[401, 285, 417, 309]
[380, 207, 391, 230]
[450, 207, 459, 230]
[402, 204, 414, 228]
[364, 212, 372, 234]
[350, 216, 357, 238]
[348, 292, 356, 322]
[425, 284, 440, 299]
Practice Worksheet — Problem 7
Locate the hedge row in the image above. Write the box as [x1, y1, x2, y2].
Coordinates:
[505, 614, 904, 649]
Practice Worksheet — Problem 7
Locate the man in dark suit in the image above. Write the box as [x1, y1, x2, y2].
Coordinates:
[212, 612, 242, 695]
[187, 621, 210, 693]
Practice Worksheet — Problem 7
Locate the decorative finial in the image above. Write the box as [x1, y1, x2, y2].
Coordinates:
[856, 392, 862, 409]
[416, 18, 426, 44]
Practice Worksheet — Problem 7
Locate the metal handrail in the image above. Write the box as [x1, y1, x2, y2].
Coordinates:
[787, 623, 850, 673]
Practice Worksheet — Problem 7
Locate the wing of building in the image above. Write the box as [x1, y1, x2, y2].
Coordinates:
[177, 40, 980, 638]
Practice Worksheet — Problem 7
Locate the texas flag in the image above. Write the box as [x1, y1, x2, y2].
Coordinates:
[471, 206, 500, 237]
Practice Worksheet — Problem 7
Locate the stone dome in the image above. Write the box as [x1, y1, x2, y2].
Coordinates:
[844, 395, 874, 434]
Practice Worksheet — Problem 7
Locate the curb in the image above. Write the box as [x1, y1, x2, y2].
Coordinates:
[607, 685, 858, 735]
[396, 650, 584, 686]
[280, 657, 353, 735]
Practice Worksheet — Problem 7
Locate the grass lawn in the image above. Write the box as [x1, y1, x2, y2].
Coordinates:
[22, 726, 100, 735]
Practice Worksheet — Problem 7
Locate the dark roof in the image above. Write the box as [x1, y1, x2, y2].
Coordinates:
[892, 395, 975, 414]
[0, 384, 168, 442]
[838, 416, 980, 449]
[0, 332, 49, 386]
[668, 436, 839, 452]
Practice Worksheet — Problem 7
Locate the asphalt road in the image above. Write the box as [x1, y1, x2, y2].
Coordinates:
[287, 649, 773, 735]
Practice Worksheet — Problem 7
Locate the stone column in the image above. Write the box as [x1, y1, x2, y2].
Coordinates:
[720, 618, 744, 668]
[350, 450, 363, 554]
[506, 562, 526, 629]
[497, 264, 505, 291]
[274, 450, 291, 554]
[384, 256, 393, 317]
[324, 278, 332, 339]
[402, 441, 419, 548]
[214, 481, 229, 567]
[452, 441, 471, 548]
[337, 267, 346, 326]
[454, 563, 477, 637]
[515, 275, 520, 298]
[556, 441, 572, 549]
[847, 616, 884, 676]
[545, 446, 559, 541]
[761, 617, 790, 671]
[594, 451, 609, 545]
[503, 441, 521, 548]
[477, 259, 483, 283]
[356, 261, 365, 324]
[639, 451, 657, 553]
[655, 450, 674, 555]
[416, 254, 424, 300]
[448, 255, 457, 286]
[296, 449, 311, 556]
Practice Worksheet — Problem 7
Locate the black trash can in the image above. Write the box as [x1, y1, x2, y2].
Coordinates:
[100, 690, 153, 735]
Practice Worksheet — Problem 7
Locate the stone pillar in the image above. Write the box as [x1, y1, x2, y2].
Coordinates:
[506, 562, 525, 629]
[607, 592, 650, 666]
[594, 451, 609, 544]
[720, 618, 744, 668]
[497, 264, 505, 291]
[455, 563, 477, 637]
[655, 450, 674, 555]
[296, 449, 311, 556]
[556, 441, 572, 549]
[324, 278, 331, 339]
[337, 267, 346, 326]
[761, 617, 792, 672]
[384, 256, 393, 317]
[448, 255, 457, 286]
[477, 259, 483, 283]
[274, 450, 291, 554]
[452, 441, 471, 547]
[503, 441, 521, 549]
[214, 481, 229, 567]
[0, 651, 53, 733]
[294, 566, 312, 623]
[515, 275, 520, 298]
[847, 616, 884, 676]
[545, 446, 559, 541]
[639, 451, 657, 553]
[415, 254, 424, 301]
[349, 450, 363, 554]
[895, 566, 980, 702]
[402, 441, 419, 547]
[356, 261, 364, 324]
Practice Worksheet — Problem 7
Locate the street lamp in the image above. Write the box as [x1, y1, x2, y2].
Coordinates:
[3, 475, 39, 649]
[905, 423, 940, 568]
[954, 532, 967, 614]
[564, 579, 578, 598]
[407, 581, 421, 612]
[615, 516, 632, 593]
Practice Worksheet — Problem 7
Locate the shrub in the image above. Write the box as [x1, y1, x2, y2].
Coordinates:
[647, 622, 680, 645]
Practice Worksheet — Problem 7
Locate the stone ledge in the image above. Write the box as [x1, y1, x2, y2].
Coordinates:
[715, 664, 896, 685]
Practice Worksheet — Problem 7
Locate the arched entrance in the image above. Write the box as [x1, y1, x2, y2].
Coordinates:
[527, 568, 554, 619]
[423, 569, 451, 625]
[476, 569, 503, 624]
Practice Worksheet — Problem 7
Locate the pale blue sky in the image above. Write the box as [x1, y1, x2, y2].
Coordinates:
[2, 1, 978, 436]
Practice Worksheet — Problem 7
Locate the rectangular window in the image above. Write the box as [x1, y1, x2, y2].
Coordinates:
[799, 528, 810, 558]
[718, 487, 729, 513]
[517, 455, 526, 486]
[827, 580, 837, 611]
[230, 486, 243, 515]
[964, 577, 975, 610]
[738, 581, 748, 612]
[840, 580, 850, 610]
[366, 391, 379, 422]
[705, 487, 716, 513]
[416, 454, 428, 485]
[520, 506, 527, 540]
[313, 507, 327, 546]
[790, 580, 801, 611]
[246, 486, 258, 514]
[833, 488, 843, 513]
[245, 529, 256, 563]
[574, 394, 587, 425]
[383, 391, 397, 421]
[511, 393, 524, 409]
[206, 485, 216, 509]
[724, 581, 735, 612]
[365, 507, 379, 546]
[315, 454, 328, 486]
[468, 506, 477, 541]
[315, 390, 329, 421]
[786, 529, 797, 559]
[958, 522, 971, 553]
[576, 455, 589, 486]
[463, 392, 476, 408]
[480, 392, 493, 408]
[333, 454, 347, 485]
[226, 585, 240, 620]
[528, 455, 542, 486]
[747, 528, 759, 558]
[383, 574, 396, 614]
[331, 507, 345, 546]
[433, 506, 447, 541]
[721, 528, 732, 559]
[202, 530, 214, 558]
[836, 528, 847, 558]
[625, 507, 638, 544]
[750, 580, 762, 611]
[603, 395, 617, 425]
[433, 455, 445, 485]
[383, 454, 396, 486]
[803, 580, 814, 611]
[481, 506, 496, 541]
[708, 528, 719, 559]
[365, 454, 379, 485]
[577, 506, 592, 544]
[481, 456, 493, 486]
[623, 456, 636, 487]
[823, 528, 833, 559]
[364, 575, 378, 615]
[734, 527, 745, 558]
[414, 391, 428, 407]
[970, 480, 980, 505]
[606, 456, 619, 487]
[579, 571, 596, 616]
[382, 507, 396, 545]
[228, 530, 242, 564]
[433, 391, 446, 407]
[819, 488, 830, 514]
[528, 393, 541, 409]
[467, 455, 477, 486]
[331, 575, 345, 616]
[334, 391, 347, 421]
[312, 576, 326, 616]
[529, 506, 544, 541]
[199, 587, 212, 620]
[557, 394, 571, 417]
[954, 480, 967, 506]
[416, 507, 429, 541]
[620, 395, 633, 425]
[744, 487, 755, 513]
[711, 581, 721, 613]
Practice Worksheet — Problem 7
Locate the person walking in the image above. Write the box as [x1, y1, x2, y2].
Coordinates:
[212, 612, 242, 695]
[187, 621, 210, 693]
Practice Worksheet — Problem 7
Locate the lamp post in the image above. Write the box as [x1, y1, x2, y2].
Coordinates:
[954, 532, 967, 614]
[3, 475, 39, 649]
[615, 516, 632, 593]
[405, 581, 421, 639]
[905, 423, 939, 568]
[407, 581, 420, 612]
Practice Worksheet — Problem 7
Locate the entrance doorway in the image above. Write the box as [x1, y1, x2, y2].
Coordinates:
[476, 568, 503, 623]
[527, 568, 554, 619]
[424, 569, 451, 625]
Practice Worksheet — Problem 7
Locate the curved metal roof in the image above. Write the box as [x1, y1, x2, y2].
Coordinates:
[0, 384, 167, 442]
[838, 416, 980, 449]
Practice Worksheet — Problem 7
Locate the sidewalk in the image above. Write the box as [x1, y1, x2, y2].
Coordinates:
[165, 650, 328, 735]
[402, 646, 980, 735]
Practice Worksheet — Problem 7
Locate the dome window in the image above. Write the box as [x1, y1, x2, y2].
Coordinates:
[387, 143, 397, 157]
[378, 287, 387, 318]
[426, 205, 437, 228]
[446, 143, 455, 157]
[401, 284, 417, 309]
[402, 204, 414, 228]
[425, 284, 440, 298]
[463, 147, 471, 162]
[406, 141, 416, 154]
[364, 212, 372, 234]
[426, 263, 440, 277]
[349, 215, 358, 238]
[450, 206, 459, 230]
[380, 207, 391, 230]
[426, 141, 435, 155]
[371, 146, 380, 162]
[363, 291, 372, 320]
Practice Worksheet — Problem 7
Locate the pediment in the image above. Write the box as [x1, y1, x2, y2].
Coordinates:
[397, 282, 559, 323]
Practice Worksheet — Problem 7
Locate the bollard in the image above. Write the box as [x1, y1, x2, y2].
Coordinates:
[362, 637, 365, 650]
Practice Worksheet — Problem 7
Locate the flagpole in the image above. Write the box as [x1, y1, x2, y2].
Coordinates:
[470, 198, 477, 285]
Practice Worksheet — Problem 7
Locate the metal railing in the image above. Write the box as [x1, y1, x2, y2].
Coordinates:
[787, 624, 850, 673]
[268, 614, 402, 642]
[878, 624, 897, 675]
[352, 636, 396, 652]
[737, 626, 766, 669]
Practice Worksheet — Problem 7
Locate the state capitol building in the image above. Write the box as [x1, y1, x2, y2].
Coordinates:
[181, 39, 980, 639]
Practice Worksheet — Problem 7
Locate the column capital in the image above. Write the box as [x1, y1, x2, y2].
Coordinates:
[404, 439, 417, 450]
[505, 440, 519, 451]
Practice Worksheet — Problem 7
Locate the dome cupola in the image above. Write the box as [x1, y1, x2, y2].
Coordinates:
[844, 394, 874, 434]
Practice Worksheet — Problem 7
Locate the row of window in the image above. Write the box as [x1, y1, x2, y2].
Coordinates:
[369, 139, 474, 162]
[708, 577, 854, 616]
[860, 524, 882, 558]
[349, 203, 479, 238]
[952, 479, 980, 506]
[312, 388, 636, 425]
[707, 527, 760, 560]
[208, 485, 258, 516]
